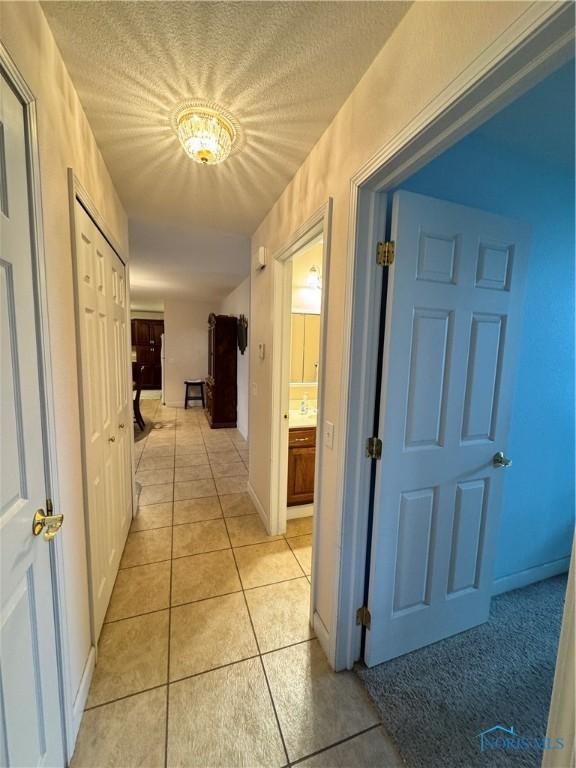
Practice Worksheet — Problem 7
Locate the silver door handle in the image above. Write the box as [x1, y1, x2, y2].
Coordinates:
[493, 451, 512, 468]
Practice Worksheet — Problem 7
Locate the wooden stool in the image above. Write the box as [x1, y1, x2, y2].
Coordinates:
[184, 379, 205, 409]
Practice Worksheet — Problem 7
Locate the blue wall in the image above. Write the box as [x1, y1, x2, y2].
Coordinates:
[400, 129, 575, 587]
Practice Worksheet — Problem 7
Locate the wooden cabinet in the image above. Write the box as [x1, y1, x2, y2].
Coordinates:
[206, 313, 237, 428]
[131, 318, 163, 388]
[287, 427, 316, 506]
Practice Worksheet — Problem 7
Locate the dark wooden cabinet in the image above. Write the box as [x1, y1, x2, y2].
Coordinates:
[287, 427, 316, 506]
[131, 318, 164, 389]
[206, 313, 237, 428]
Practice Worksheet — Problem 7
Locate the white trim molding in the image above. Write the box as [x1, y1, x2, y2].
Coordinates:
[492, 558, 571, 596]
[543, 537, 574, 768]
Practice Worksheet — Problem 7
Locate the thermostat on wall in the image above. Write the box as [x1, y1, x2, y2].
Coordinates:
[256, 246, 267, 271]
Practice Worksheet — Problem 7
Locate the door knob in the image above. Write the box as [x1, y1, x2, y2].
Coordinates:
[493, 451, 512, 468]
[109, 435, 116, 443]
[119, 423, 125, 429]
[32, 509, 64, 540]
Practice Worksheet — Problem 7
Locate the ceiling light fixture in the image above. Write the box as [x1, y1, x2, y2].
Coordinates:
[173, 101, 239, 165]
[306, 265, 322, 290]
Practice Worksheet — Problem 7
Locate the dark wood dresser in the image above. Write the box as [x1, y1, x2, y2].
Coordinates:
[206, 313, 237, 428]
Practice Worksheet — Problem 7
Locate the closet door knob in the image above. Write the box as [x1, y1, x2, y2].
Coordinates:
[108, 435, 116, 443]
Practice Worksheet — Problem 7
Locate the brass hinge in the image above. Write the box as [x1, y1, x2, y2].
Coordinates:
[356, 605, 371, 629]
[46, 497, 54, 514]
[376, 240, 395, 266]
[365, 436, 382, 460]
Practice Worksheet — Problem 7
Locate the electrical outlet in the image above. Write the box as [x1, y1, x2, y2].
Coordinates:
[324, 420, 334, 449]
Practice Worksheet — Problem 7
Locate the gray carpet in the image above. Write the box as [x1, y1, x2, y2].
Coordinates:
[356, 575, 567, 768]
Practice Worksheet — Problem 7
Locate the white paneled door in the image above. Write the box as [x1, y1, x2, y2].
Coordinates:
[0, 72, 64, 765]
[73, 201, 131, 640]
[365, 191, 529, 666]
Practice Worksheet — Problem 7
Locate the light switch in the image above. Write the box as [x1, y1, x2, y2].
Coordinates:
[258, 343, 266, 360]
[324, 420, 334, 449]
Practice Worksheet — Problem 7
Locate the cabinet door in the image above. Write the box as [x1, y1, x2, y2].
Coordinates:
[303, 314, 320, 382]
[287, 446, 316, 506]
[290, 313, 305, 382]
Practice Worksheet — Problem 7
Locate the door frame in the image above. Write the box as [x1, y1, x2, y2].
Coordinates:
[267, 199, 332, 639]
[0, 42, 70, 759]
[336, 2, 575, 670]
[67, 169, 135, 635]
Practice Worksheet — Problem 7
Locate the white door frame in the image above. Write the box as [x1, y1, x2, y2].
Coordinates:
[0, 42, 72, 759]
[67, 169, 135, 637]
[269, 200, 332, 533]
[335, 2, 575, 671]
[267, 200, 332, 637]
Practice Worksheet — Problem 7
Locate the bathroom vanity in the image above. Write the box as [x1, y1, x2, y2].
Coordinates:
[287, 425, 316, 506]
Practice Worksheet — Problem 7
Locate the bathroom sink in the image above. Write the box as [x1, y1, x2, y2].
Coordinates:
[288, 410, 317, 428]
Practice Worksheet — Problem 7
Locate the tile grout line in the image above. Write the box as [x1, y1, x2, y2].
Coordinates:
[290, 723, 383, 766]
[163, 404, 176, 768]
[84, 632, 327, 714]
[105, 573, 313, 625]
[224, 506, 293, 768]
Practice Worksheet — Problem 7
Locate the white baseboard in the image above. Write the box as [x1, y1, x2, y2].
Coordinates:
[287, 503, 314, 520]
[492, 556, 571, 595]
[247, 481, 268, 531]
[69, 645, 96, 752]
[313, 611, 332, 662]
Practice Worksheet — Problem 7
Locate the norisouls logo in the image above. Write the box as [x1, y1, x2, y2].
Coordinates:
[478, 725, 564, 753]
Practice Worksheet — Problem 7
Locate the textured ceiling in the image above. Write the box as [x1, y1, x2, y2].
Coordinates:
[42, 1, 410, 236]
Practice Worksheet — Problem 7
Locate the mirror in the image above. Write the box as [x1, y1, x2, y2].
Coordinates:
[290, 313, 320, 383]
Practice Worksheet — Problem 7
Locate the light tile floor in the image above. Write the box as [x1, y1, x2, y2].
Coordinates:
[72, 398, 401, 768]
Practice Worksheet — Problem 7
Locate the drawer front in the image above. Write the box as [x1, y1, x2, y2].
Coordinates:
[288, 427, 316, 448]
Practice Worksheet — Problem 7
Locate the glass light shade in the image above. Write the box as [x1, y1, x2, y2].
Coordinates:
[306, 265, 321, 289]
[175, 107, 235, 165]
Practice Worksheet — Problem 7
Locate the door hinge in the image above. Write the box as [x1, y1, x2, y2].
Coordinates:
[356, 605, 371, 629]
[365, 436, 382, 460]
[46, 497, 54, 514]
[376, 240, 395, 266]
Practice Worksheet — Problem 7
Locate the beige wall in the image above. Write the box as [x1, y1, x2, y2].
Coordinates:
[249, 2, 531, 641]
[220, 278, 250, 439]
[1, 1, 128, 714]
[163, 299, 214, 406]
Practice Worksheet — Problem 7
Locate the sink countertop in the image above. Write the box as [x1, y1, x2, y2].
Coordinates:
[288, 410, 317, 428]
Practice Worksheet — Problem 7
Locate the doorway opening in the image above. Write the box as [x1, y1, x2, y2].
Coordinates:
[268, 202, 331, 648]
[353, 55, 574, 768]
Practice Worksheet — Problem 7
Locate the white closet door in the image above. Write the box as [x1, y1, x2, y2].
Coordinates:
[74, 201, 130, 639]
[108, 245, 132, 541]
[0, 65, 65, 768]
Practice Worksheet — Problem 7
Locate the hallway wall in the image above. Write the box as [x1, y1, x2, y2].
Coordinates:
[1, 0, 128, 731]
[163, 299, 214, 407]
[220, 278, 250, 440]
[248, 1, 537, 655]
